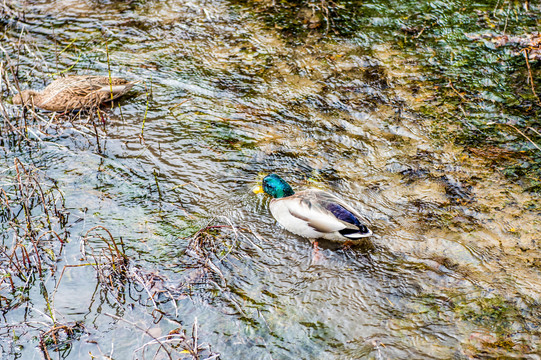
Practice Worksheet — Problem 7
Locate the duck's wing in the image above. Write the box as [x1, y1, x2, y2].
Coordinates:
[68, 76, 134, 105]
[92, 77, 136, 101]
[270, 190, 357, 234]
[296, 190, 372, 238]
[54, 76, 133, 97]
[38, 77, 103, 108]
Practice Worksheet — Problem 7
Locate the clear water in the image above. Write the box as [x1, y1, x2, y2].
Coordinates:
[1, 0, 540, 358]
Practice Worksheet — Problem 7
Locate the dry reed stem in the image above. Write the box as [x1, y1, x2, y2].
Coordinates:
[523, 48, 541, 105]
[104, 313, 175, 360]
[493, 122, 541, 152]
[38, 322, 85, 359]
[80, 225, 129, 293]
[0, 157, 71, 314]
[105, 312, 219, 360]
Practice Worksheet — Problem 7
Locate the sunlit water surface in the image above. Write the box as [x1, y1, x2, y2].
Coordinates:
[1, 0, 540, 359]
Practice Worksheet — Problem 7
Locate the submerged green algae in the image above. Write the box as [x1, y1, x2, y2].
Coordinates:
[1, 0, 541, 359]
[235, 0, 541, 191]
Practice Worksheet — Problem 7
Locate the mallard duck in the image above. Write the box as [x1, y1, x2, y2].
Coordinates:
[254, 174, 372, 242]
[12, 75, 137, 112]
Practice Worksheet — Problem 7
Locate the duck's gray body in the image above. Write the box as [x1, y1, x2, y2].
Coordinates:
[268, 188, 372, 242]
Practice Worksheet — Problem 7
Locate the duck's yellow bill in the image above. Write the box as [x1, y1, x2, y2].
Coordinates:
[252, 185, 264, 194]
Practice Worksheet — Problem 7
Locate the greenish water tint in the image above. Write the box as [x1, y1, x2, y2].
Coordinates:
[1, 0, 540, 358]
[239, 0, 541, 187]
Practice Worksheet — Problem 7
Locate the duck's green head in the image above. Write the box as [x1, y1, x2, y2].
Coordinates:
[260, 174, 295, 198]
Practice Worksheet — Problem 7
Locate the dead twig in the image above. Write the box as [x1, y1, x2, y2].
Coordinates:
[447, 79, 467, 101]
[490, 122, 541, 152]
[523, 48, 541, 104]
[104, 313, 175, 360]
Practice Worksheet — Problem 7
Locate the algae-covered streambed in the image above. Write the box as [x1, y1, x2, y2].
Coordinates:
[1, 0, 540, 358]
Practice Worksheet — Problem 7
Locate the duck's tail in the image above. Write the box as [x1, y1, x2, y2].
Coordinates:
[339, 225, 372, 239]
[99, 80, 139, 100]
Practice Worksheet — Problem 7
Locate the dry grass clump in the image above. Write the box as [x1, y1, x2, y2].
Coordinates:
[77, 223, 235, 359]
[38, 322, 86, 360]
[126, 220, 241, 309]
[106, 313, 221, 360]
[0, 158, 69, 311]
[0, 158, 84, 359]
[80, 225, 129, 293]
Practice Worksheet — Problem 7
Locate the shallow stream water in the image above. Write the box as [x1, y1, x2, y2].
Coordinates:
[1, 0, 540, 358]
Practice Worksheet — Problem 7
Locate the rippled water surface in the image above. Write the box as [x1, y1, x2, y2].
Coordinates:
[1, 0, 540, 358]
